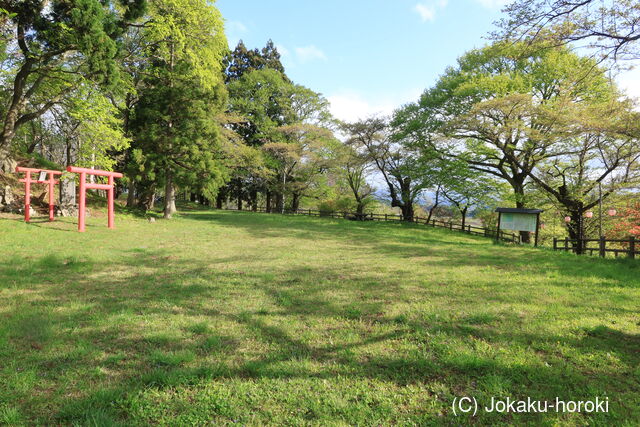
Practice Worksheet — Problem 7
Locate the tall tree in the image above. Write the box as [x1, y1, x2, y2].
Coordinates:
[52, 82, 130, 170]
[264, 123, 338, 212]
[337, 142, 375, 216]
[227, 68, 331, 209]
[129, 0, 228, 218]
[393, 42, 612, 241]
[0, 0, 146, 172]
[344, 117, 428, 221]
[227, 69, 295, 147]
[521, 98, 640, 251]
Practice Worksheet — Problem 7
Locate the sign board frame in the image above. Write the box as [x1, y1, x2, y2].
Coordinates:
[495, 208, 544, 246]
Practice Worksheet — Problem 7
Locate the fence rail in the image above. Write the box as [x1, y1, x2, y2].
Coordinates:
[553, 236, 637, 258]
[222, 207, 521, 244]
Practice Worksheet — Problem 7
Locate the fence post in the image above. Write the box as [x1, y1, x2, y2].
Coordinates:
[449, 221, 453, 231]
[599, 237, 606, 258]
[630, 236, 636, 259]
[564, 237, 569, 252]
[553, 238, 557, 251]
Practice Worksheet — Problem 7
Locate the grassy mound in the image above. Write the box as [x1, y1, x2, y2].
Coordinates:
[0, 209, 638, 425]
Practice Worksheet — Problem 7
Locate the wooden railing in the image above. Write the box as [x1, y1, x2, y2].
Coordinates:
[222, 207, 521, 244]
[553, 236, 638, 258]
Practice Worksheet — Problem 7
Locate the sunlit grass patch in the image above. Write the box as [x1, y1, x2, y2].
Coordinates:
[0, 208, 639, 425]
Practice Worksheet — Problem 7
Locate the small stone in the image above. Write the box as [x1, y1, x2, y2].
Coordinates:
[55, 205, 81, 218]
[1, 185, 13, 205]
[18, 206, 37, 217]
[148, 217, 156, 223]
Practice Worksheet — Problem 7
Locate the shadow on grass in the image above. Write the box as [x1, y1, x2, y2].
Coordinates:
[0, 211, 638, 424]
[183, 210, 640, 288]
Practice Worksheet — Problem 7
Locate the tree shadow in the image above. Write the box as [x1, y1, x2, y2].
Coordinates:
[1, 212, 638, 424]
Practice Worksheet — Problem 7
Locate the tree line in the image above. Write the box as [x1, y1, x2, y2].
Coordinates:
[0, 0, 639, 244]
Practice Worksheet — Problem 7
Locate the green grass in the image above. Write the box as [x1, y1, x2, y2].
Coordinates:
[0, 208, 639, 426]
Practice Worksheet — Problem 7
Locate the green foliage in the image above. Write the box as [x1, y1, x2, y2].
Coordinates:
[144, 0, 227, 90]
[228, 69, 331, 146]
[264, 124, 340, 206]
[227, 69, 293, 146]
[65, 83, 130, 170]
[393, 41, 621, 214]
[131, 77, 229, 197]
[0, 0, 146, 171]
[224, 39, 286, 82]
[126, 0, 230, 214]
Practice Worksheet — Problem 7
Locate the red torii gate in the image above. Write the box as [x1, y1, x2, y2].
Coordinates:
[15, 165, 122, 231]
[66, 166, 123, 232]
[15, 166, 62, 222]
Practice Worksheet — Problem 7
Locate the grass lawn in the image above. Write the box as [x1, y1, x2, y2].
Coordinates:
[1, 207, 639, 426]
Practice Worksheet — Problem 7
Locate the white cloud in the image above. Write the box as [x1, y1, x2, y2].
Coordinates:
[327, 89, 422, 123]
[275, 44, 290, 58]
[294, 45, 327, 63]
[473, 0, 509, 9]
[227, 20, 248, 33]
[413, 1, 449, 22]
[616, 67, 640, 104]
[414, 3, 436, 22]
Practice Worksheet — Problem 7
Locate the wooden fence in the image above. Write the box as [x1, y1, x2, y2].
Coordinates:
[223, 207, 521, 244]
[553, 236, 638, 258]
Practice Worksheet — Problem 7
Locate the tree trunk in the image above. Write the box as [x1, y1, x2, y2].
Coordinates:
[137, 187, 155, 211]
[0, 146, 16, 174]
[427, 187, 441, 223]
[236, 181, 243, 210]
[250, 189, 258, 211]
[126, 180, 136, 208]
[401, 204, 414, 222]
[265, 190, 271, 213]
[216, 191, 224, 209]
[66, 141, 72, 166]
[275, 192, 284, 213]
[163, 173, 177, 219]
[567, 208, 586, 254]
[460, 206, 468, 229]
[515, 200, 531, 244]
[291, 193, 300, 212]
[0, 55, 34, 172]
[398, 178, 414, 222]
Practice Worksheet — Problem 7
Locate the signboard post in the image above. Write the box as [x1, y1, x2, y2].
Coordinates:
[495, 208, 544, 246]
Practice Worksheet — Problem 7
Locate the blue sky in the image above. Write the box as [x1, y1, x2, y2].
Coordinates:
[217, 0, 639, 121]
